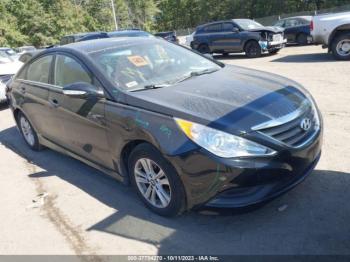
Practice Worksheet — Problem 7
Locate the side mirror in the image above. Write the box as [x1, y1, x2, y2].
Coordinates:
[63, 82, 104, 98]
[232, 27, 239, 33]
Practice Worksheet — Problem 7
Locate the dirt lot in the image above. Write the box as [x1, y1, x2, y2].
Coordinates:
[0, 45, 349, 256]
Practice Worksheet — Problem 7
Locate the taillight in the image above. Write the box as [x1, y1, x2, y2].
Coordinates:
[310, 20, 314, 31]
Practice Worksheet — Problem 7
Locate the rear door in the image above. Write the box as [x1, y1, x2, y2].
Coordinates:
[203, 23, 223, 52]
[219, 22, 242, 52]
[15, 55, 54, 138]
[284, 18, 300, 42]
[48, 53, 113, 169]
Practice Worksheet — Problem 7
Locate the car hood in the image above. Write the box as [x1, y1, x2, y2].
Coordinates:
[0, 61, 23, 75]
[126, 65, 308, 134]
[248, 26, 284, 34]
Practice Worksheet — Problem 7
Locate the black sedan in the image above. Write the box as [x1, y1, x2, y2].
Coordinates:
[274, 16, 313, 45]
[7, 37, 322, 216]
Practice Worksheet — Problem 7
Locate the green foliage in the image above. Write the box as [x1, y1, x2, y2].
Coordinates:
[0, 0, 349, 47]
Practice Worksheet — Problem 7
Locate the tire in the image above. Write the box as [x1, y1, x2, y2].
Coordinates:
[296, 33, 308, 45]
[128, 143, 186, 217]
[269, 49, 279, 55]
[197, 44, 210, 54]
[17, 111, 42, 151]
[245, 41, 262, 58]
[331, 33, 350, 61]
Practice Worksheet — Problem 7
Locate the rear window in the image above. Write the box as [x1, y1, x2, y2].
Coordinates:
[204, 23, 222, 32]
[26, 55, 53, 84]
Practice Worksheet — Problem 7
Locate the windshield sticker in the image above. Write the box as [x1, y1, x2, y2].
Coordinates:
[127, 56, 149, 67]
[126, 81, 138, 88]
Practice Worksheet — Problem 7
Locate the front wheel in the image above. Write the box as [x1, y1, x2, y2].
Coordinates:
[332, 33, 350, 60]
[245, 41, 262, 58]
[269, 49, 279, 55]
[128, 143, 186, 216]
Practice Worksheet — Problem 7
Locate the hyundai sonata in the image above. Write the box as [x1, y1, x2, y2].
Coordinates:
[7, 38, 322, 216]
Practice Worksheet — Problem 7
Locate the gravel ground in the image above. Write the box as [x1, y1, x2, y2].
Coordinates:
[0, 45, 349, 256]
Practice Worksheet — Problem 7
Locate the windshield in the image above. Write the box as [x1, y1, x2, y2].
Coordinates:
[235, 19, 264, 30]
[90, 40, 221, 91]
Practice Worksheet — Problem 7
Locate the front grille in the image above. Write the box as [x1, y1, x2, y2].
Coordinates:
[272, 34, 283, 42]
[255, 104, 319, 148]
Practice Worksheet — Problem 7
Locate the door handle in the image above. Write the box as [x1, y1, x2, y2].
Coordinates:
[49, 99, 59, 108]
[20, 86, 26, 94]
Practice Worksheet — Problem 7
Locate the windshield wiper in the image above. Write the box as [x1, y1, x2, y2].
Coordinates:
[129, 83, 170, 92]
[175, 68, 219, 84]
[144, 84, 170, 89]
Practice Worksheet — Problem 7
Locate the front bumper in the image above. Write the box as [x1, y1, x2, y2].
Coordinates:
[167, 129, 322, 209]
[259, 39, 287, 52]
[0, 82, 7, 103]
[206, 152, 320, 208]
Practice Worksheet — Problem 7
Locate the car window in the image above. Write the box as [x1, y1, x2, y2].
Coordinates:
[298, 18, 310, 26]
[205, 23, 222, 32]
[54, 55, 92, 88]
[222, 23, 234, 31]
[274, 20, 285, 27]
[26, 55, 53, 84]
[285, 19, 299, 27]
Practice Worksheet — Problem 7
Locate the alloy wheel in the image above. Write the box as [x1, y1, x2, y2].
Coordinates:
[20, 116, 35, 146]
[336, 39, 350, 57]
[134, 158, 171, 208]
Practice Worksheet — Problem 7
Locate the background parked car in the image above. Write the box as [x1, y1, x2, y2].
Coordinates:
[60, 32, 109, 45]
[0, 47, 20, 60]
[191, 19, 286, 58]
[274, 16, 313, 45]
[77, 32, 109, 42]
[185, 32, 195, 47]
[311, 11, 350, 60]
[15, 46, 36, 55]
[61, 30, 154, 45]
[0, 51, 23, 103]
[108, 30, 154, 38]
[155, 31, 178, 43]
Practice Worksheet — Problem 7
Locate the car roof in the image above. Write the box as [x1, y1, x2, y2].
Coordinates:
[198, 19, 251, 28]
[281, 16, 313, 20]
[54, 37, 160, 54]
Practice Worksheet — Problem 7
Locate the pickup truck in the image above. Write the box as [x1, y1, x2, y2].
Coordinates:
[311, 11, 350, 60]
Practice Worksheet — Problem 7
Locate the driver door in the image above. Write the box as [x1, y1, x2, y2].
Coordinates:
[48, 54, 113, 169]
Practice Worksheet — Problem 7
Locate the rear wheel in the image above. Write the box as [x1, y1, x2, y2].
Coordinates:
[128, 143, 186, 217]
[296, 33, 308, 45]
[245, 41, 262, 58]
[197, 44, 210, 54]
[332, 33, 350, 60]
[17, 112, 42, 151]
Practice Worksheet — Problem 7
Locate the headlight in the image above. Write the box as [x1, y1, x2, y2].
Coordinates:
[175, 118, 276, 158]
